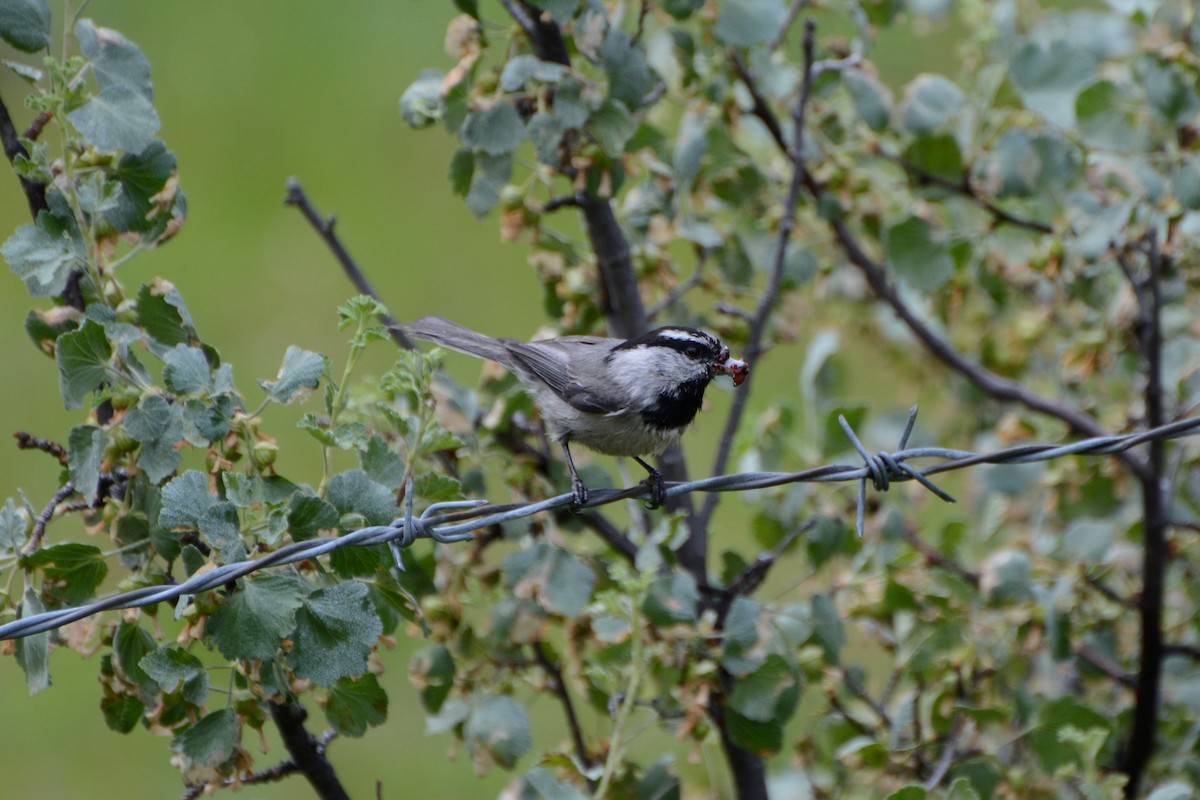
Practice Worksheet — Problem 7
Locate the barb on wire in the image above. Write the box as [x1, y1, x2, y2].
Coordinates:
[3, 407, 1198, 641]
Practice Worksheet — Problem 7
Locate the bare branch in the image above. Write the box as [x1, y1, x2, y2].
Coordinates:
[0, 90, 49, 219]
[268, 701, 350, 800]
[533, 642, 594, 779]
[284, 178, 411, 349]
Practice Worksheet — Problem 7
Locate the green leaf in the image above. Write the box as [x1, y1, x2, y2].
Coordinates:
[1138, 57, 1199, 125]
[400, 69, 444, 128]
[128, 395, 184, 483]
[714, 0, 787, 47]
[68, 85, 161, 154]
[287, 493, 339, 541]
[601, 28, 651, 110]
[503, 543, 595, 618]
[845, 71, 892, 131]
[209, 572, 308, 660]
[722, 597, 765, 675]
[729, 654, 801, 724]
[528, 111, 567, 165]
[1009, 39, 1097, 127]
[945, 777, 981, 800]
[159, 470, 217, 530]
[901, 74, 963, 135]
[461, 100, 526, 156]
[465, 694, 531, 771]
[0, 498, 30, 552]
[886, 788, 927, 800]
[68, 424, 104, 502]
[3, 215, 84, 298]
[902, 133, 963, 186]
[15, 588, 50, 695]
[810, 593, 843, 664]
[413, 471, 463, 503]
[106, 141, 179, 233]
[463, 151, 511, 215]
[410, 644, 456, 714]
[0, 0, 51, 52]
[1146, 783, 1196, 800]
[325, 673, 388, 737]
[136, 281, 198, 347]
[522, 767, 588, 799]
[163, 344, 211, 395]
[56, 319, 112, 409]
[500, 55, 567, 92]
[327, 469, 397, 527]
[288, 581, 383, 687]
[171, 708, 239, 770]
[22, 542, 108, 605]
[885, 216, 954, 293]
[448, 148, 474, 196]
[198, 501, 245, 563]
[643, 571, 699, 625]
[1076, 80, 1138, 151]
[75, 19, 153, 99]
[114, 621, 158, 697]
[589, 99, 636, 156]
[360, 435, 406, 489]
[100, 694, 143, 733]
[725, 707, 784, 755]
[260, 346, 326, 404]
[528, 0, 579, 23]
[139, 645, 209, 706]
[220, 471, 262, 509]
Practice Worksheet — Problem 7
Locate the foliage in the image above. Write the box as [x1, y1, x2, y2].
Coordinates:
[1, 1, 1199, 799]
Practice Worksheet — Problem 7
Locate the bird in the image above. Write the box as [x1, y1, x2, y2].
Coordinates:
[396, 316, 749, 509]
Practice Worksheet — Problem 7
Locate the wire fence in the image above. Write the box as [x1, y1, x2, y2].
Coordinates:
[2, 407, 1197, 641]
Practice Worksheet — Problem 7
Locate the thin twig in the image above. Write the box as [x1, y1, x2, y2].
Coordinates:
[24, 483, 75, 555]
[723, 520, 813, 600]
[1077, 643, 1136, 688]
[770, 0, 810, 51]
[904, 524, 979, 586]
[842, 667, 892, 728]
[884, 150, 1053, 235]
[284, 178, 411, 349]
[13, 432, 70, 466]
[533, 642, 594, 777]
[646, 250, 709, 321]
[697, 20, 817, 533]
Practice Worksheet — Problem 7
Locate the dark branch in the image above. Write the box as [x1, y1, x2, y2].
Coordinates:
[0, 90, 49, 219]
[1120, 237, 1169, 798]
[268, 701, 350, 800]
[904, 524, 980, 586]
[731, 25, 1148, 483]
[14, 431, 70, 466]
[698, 20, 817, 532]
[24, 483, 76, 555]
[533, 642, 594, 778]
[284, 178, 411, 349]
[885, 150, 1054, 235]
[1078, 644, 1136, 688]
[179, 732, 337, 800]
[723, 520, 813, 600]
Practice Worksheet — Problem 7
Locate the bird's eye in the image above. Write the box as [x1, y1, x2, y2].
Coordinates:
[684, 344, 702, 358]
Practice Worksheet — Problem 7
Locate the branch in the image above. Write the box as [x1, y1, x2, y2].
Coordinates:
[697, 20, 817, 532]
[884, 150, 1054, 235]
[723, 520, 813, 600]
[904, 524, 979, 587]
[283, 178, 411, 349]
[179, 731, 338, 800]
[268, 701, 350, 800]
[24, 483, 75, 554]
[13, 431, 70, 466]
[1120, 237, 1169, 798]
[730, 27, 1149, 483]
[533, 642, 594, 777]
[1077, 643, 1136, 688]
[0, 90, 49, 219]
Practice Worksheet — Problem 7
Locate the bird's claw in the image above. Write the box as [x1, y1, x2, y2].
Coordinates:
[642, 470, 665, 510]
[569, 478, 589, 513]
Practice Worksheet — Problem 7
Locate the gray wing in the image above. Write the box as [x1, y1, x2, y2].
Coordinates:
[505, 338, 622, 414]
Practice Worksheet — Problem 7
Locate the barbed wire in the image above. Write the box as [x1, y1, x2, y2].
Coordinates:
[2, 406, 1198, 641]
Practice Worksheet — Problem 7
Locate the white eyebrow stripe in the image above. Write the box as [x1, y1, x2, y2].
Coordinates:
[658, 329, 716, 345]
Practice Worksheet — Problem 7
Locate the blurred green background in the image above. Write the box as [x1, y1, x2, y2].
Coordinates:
[0, 2, 956, 797]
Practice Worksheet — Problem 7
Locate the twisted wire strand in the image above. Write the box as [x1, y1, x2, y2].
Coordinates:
[2, 408, 1197, 641]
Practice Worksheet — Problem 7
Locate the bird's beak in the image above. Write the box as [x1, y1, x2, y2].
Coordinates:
[714, 351, 749, 386]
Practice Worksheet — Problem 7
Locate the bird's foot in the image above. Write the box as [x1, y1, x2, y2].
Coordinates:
[569, 477, 589, 513]
[641, 469, 665, 510]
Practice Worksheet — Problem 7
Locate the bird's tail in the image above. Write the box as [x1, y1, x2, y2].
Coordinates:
[396, 316, 517, 370]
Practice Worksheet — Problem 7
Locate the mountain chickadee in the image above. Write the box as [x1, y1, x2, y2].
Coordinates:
[397, 316, 749, 508]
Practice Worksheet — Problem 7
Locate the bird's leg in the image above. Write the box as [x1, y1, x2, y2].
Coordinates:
[633, 456, 665, 509]
[560, 441, 588, 512]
